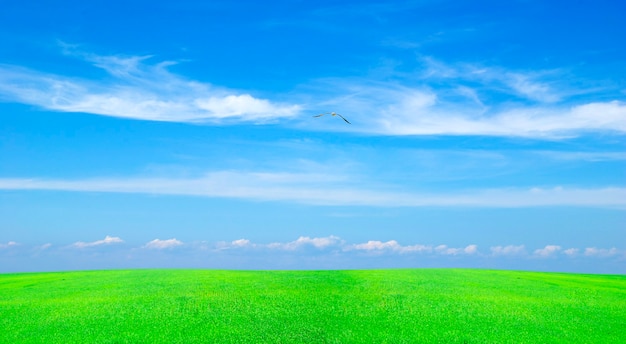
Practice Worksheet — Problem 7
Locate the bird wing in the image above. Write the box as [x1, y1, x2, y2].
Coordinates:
[336, 114, 351, 124]
[313, 114, 325, 117]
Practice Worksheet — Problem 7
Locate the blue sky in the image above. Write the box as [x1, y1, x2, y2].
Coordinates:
[1, 0, 625, 273]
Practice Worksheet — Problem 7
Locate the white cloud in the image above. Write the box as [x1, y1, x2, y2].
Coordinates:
[501, 72, 561, 103]
[347, 241, 475, 255]
[0, 241, 19, 249]
[533, 245, 562, 258]
[376, 99, 626, 137]
[267, 236, 343, 250]
[434, 244, 478, 255]
[1, 49, 624, 137]
[490, 245, 526, 256]
[535, 151, 626, 162]
[143, 238, 184, 249]
[0, 53, 301, 124]
[6, 235, 624, 272]
[463, 244, 479, 255]
[71, 235, 124, 248]
[216, 238, 255, 250]
[139, 238, 625, 267]
[563, 248, 579, 257]
[420, 57, 564, 103]
[195, 94, 299, 120]
[38, 243, 53, 250]
[0, 175, 624, 208]
[231, 239, 253, 248]
[210, 239, 623, 263]
[349, 240, 405, 252]
[584, 247, 622, 258]
[309, 57, 625, 138]
[215, 236, 344, 252]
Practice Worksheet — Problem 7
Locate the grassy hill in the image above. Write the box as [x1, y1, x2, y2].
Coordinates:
[1, 269, 624, 343]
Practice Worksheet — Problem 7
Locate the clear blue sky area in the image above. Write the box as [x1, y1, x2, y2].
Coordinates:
[1, 0, 625, 273]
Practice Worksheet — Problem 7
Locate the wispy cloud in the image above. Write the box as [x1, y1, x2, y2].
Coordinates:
[143, 238, 184, 249]
[71, 235, 124, 248]
[36, 243, 53, 251]
[534, 151, 626, 162]
[420, 57, 565, 103]
[308, 58, 626, 137]
[0, 241, 19, 249]
[354, 86, 626, 137]
[0, 50, 300, 123]
[0, 174, 624, 208]
[2, 47, 624, 137]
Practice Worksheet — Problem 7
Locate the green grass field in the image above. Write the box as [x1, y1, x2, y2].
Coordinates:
[1, 269, 624, 343]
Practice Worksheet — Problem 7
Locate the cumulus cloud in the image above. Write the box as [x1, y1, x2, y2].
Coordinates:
[216, 238, 256, 250]
[435, 244, 478, 255]
[4, 235, 624, 273]
[533, 245, 562, 258]
[212, 237, 478, 256]
[348, 240, 433, 254]
[563, 248, 579, 257]
[230, 238, 253, 248]
[490, 245, 527, 256]
[211, 237, 624, 263]
[464, 244, 479, 254]
[345, 240, 420, 254]
[584, 247, 622, 258]
[142, 237, 626, 263]
[143, 238, 184, 249]
[350, 240, 405, 252]
[267, 236, 343, 250]
[346, 240, 476, 255]
[0, 52, 300, 124]
[71, 236, 124, 248]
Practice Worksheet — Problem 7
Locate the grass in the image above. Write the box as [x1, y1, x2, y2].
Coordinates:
[1, 269, 625, 343]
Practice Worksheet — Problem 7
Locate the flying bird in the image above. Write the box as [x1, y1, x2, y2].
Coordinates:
[313, 112, 351, 124]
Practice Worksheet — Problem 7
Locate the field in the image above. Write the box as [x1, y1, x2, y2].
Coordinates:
[1, 269, 625, 343]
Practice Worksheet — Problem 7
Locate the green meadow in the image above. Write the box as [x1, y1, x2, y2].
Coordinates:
[1, 269, 624, 343]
